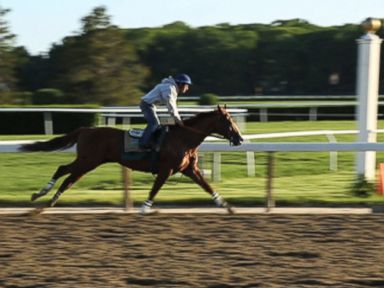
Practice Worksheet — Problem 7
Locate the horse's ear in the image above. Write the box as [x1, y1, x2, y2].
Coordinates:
[224, 104, 227, 110]
[217, 104, 222, 111]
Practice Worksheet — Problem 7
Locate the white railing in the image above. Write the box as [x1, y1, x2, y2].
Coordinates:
[178, 95, 366, 101]
[0, 107, 248, 135]
[204, 129, 384, 177]
[2, 138, 384, 153]
[2, 129, 383, 175]
[1, 140, 383, 210]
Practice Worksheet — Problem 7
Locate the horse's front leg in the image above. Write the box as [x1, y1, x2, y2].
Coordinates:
[140, 168, 173, 214]
[182, 165, 234, 214]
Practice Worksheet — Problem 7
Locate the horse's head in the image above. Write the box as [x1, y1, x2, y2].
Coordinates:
[214, 105, 243, 146]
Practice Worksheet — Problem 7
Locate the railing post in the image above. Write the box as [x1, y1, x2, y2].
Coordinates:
[245, 140, 255, 177]
[260, 108, 268, 122]
[247, 151, 255, 177]
[43, 112, 53, 135]
[122, 167, 133, 211]
[212, 152, 221, 182]
[309, 107, 318, 121]
[107, 116, 116, 126]
[122, 117, 131, 129]
[356, 18, 382, 180]
[266, 152, 275, 212]
[326, 133, 338, 171]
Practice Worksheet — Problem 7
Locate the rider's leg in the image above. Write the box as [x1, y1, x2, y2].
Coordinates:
[139, 101, 160, 148]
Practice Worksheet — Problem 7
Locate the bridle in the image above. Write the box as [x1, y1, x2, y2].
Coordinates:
[175, 109, 243, 145]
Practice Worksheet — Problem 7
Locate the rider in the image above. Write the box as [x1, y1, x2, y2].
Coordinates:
[139, 73, 192, 149]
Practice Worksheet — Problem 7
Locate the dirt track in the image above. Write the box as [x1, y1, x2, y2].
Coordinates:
[0, 214, 384, 287]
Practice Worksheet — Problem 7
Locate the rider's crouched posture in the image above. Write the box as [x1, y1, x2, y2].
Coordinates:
[139, 74, 192, 149]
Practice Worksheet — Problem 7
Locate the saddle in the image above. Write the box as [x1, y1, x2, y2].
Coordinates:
[121, 126, 168, 173]
[124, 126, 168, 153]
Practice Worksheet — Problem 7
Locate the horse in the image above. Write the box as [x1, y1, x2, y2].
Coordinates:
[19, 105, 243, 214]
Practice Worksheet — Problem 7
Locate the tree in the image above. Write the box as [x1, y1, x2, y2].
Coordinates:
[0, 6, 16, 93]
[81, 6, 111, 34]
[3, 14, 375, 101]
[141, 23, 257, 95]
[48, 6, 148, 105]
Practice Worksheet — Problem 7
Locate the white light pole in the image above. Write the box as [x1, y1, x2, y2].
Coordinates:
[356, 18, 382, 180]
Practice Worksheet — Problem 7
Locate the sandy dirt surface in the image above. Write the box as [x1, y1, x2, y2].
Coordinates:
[0, 214, 384, 288]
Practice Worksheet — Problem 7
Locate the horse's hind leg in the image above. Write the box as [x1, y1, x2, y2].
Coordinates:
[49, 173, 81, 207]
[32, 163, 74, 201]
[48, 160, 102, 207]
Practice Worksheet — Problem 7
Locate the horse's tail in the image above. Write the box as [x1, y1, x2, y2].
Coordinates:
[19, 127, 85, 152]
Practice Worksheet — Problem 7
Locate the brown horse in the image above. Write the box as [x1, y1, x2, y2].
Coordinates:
[19, 105, 243, 213]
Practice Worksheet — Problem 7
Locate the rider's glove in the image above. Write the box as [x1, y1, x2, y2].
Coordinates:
[175, 118, 184, 126]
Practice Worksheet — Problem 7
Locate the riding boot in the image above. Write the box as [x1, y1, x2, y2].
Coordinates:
[139, 129, 153, 149]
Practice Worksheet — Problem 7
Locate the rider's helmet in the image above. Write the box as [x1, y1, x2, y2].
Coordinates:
[174, 74, 192, 85]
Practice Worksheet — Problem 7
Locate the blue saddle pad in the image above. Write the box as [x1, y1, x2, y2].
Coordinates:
[121, 131, 156, 171]
[121, 128, 168, 174]
[124, 130, 144, 152]
[123, 127, 169, 153]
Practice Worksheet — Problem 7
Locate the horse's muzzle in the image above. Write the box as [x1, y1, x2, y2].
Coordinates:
[230, 135, 243, 146]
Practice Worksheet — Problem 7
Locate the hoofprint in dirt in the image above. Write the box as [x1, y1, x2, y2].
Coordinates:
[0, 214, 383, 288]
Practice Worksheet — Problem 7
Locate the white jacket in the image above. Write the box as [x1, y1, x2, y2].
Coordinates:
[141, 77, 181, 121]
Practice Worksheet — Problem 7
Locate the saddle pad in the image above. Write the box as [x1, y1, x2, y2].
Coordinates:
[124, 130, 143, 152]
[122, 132, 159, 173]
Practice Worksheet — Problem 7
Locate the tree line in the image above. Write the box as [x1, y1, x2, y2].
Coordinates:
[0, 5, 383, 105]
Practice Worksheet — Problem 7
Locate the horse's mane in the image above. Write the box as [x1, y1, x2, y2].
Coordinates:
[183, 110, 218, 126]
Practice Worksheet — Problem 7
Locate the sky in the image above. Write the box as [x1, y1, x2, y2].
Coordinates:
[2, 0, 384, 55]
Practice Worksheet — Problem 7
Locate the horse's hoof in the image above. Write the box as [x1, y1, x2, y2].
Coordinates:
[139, 209, 159, 215]
[49, 200, 57, 208]
[227, 206, 235, 214]
[24, 207, 45, 216]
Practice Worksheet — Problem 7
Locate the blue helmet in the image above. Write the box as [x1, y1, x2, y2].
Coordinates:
[174, 74, 192, 85]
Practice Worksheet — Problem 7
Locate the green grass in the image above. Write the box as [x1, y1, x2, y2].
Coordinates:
[1, 120, 384, 207]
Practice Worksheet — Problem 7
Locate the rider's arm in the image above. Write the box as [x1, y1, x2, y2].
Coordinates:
[162, 86, 182, 123]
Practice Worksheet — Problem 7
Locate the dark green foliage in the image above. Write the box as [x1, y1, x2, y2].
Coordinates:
[0, 6, 17, 93]
[2, 3, 383, 104]
[0, 105, 98, 134]
[350, 175, 376, 197]
[52, 112, 97, 134]
[0, 112, 45, 134]
[45, 7, 148, 105]
[32, 89, 65, 104]
[198, 93, 219, 105]
[0, 91, 33, 105]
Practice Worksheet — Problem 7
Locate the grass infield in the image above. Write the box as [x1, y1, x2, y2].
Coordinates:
[1, 120, 384, 207]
